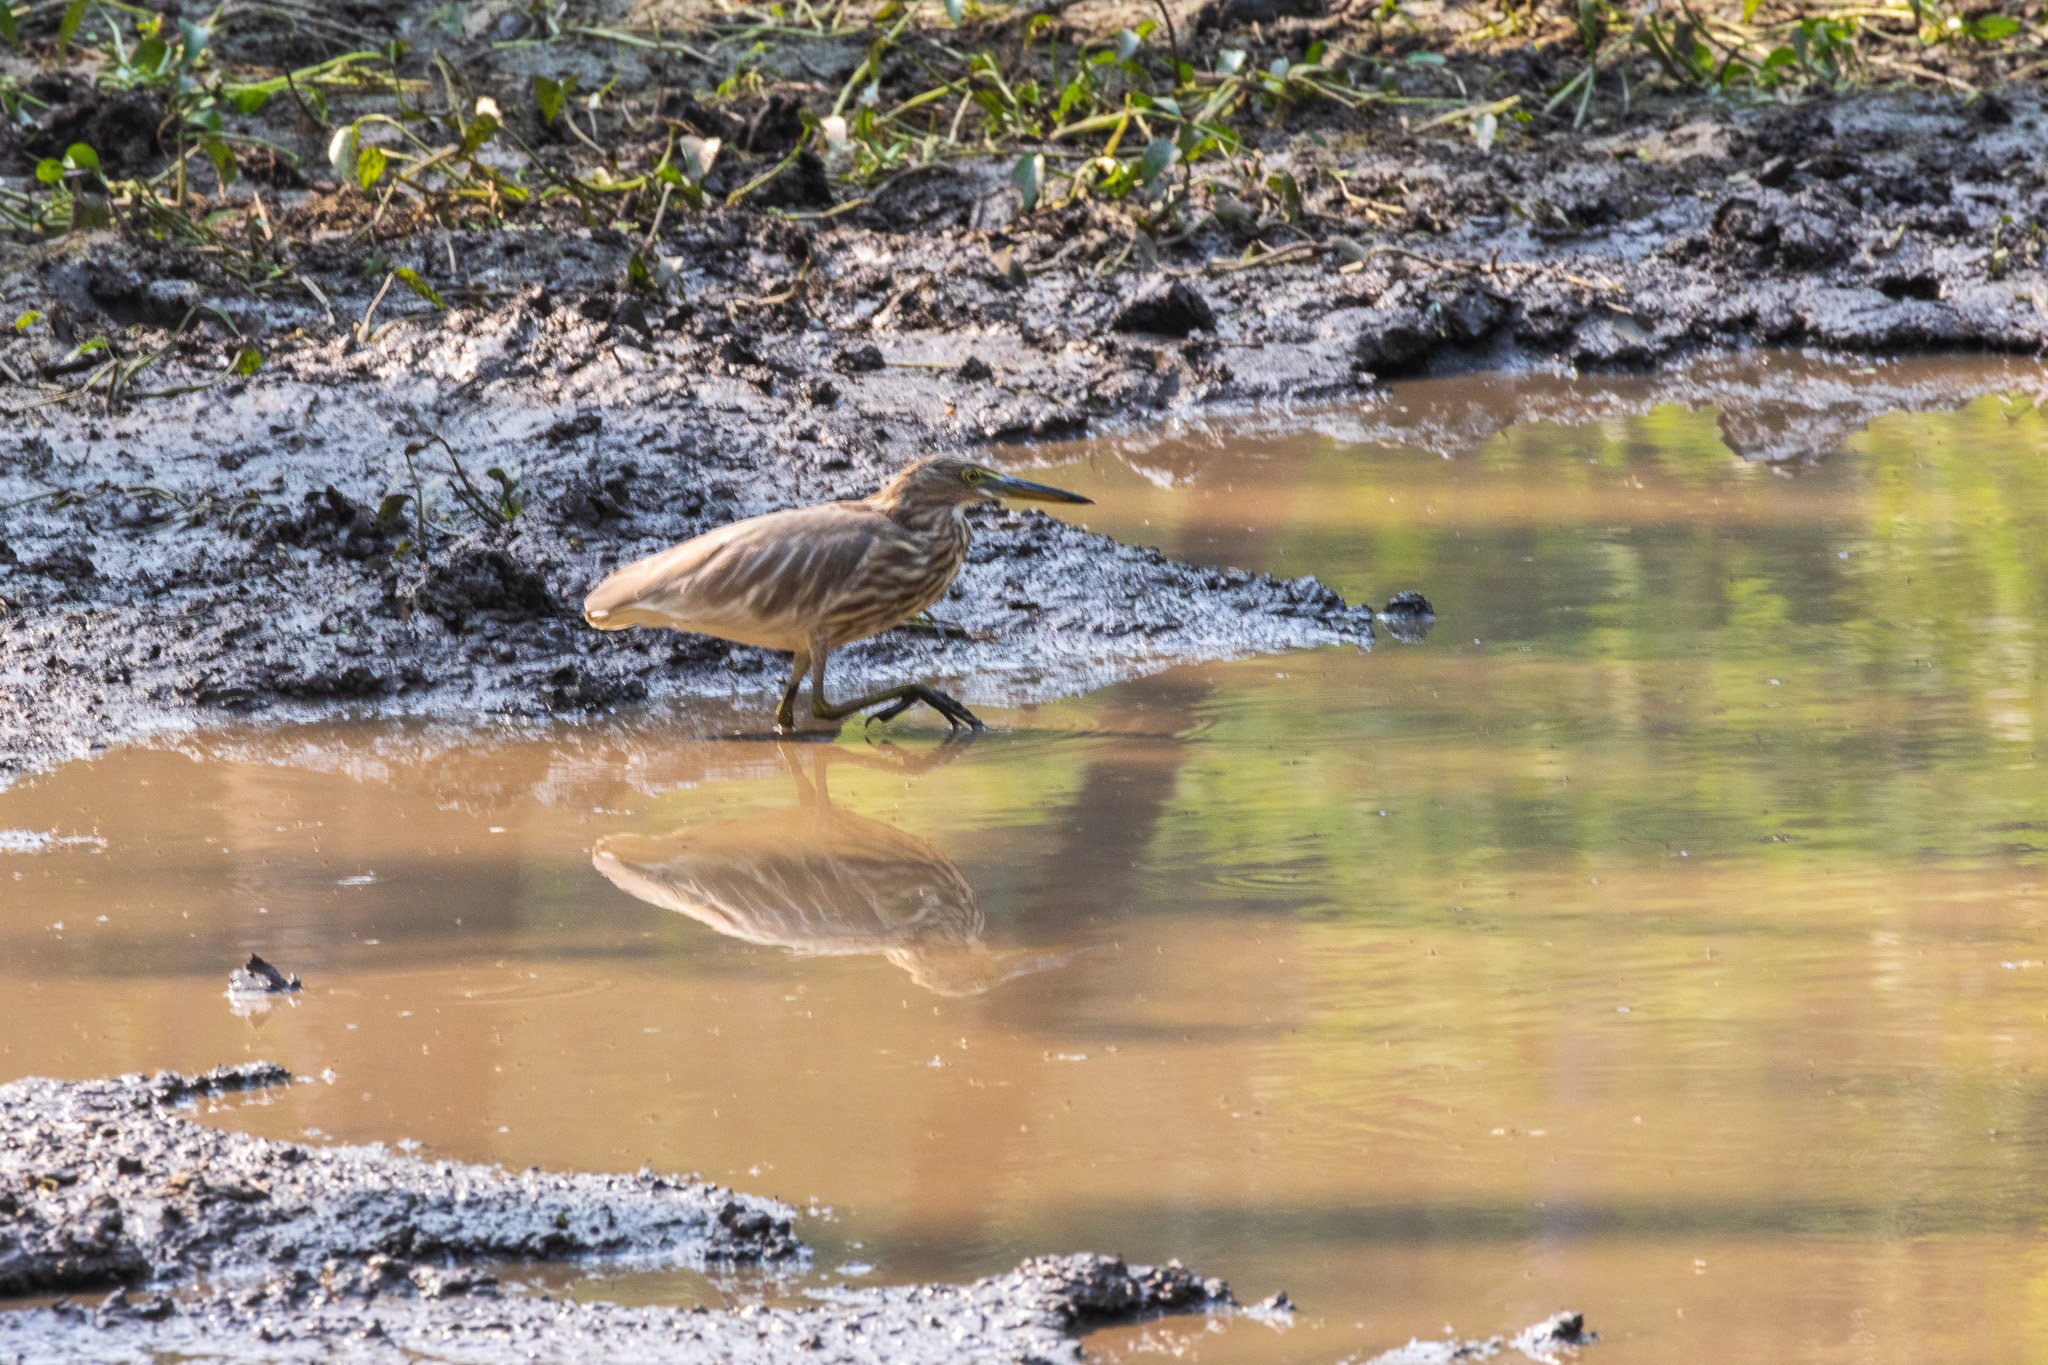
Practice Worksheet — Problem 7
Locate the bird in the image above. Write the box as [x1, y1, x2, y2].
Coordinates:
[582, 456, 1091, 732]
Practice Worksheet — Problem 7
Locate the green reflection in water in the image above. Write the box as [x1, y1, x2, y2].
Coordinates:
[999, 395, 2048, 900]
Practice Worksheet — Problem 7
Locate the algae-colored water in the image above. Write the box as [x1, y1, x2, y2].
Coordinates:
[5, 373, 2047, 1362]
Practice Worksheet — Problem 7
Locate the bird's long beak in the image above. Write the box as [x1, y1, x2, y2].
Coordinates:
[986, 472, 1093, 505]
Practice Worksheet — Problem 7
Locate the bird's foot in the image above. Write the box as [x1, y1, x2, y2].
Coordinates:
[866, 686, 985, 732]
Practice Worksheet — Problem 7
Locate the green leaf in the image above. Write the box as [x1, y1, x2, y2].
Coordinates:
[13, 310, 42, 332]
[459, 109, 498, 157]
[0, 2, 18, 49]
[531, 73, 571, 124]
[1266, 169, 1302, 220]
[356, 144, 387, 190]
[393, 266, 445, 308]
[175, 18, 211, 68]
[1136, 136, 1177, 185]
[228, 85, 273, 115]
[1968, 13, 2021, 40]
[230, 346, 263, 377]
[56, 0, 83, 54]
[64, 143, 100, 174]
[943, 0, 962, 22]
[202, 138, 238, 186]
[35, 158, 63, 185]
[376, 492, 413, 524]
[70, 194, 112, 229]
[1116, 27, 1140, 62]
[1742, 0, 1761, 19]
[133, 36, 168, 71]
[1010, 151, 1044, 211]
[486, 467, 524, 518]
[1216, 48, 1245, 76]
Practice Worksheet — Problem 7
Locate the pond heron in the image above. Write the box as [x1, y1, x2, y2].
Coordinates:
[583, 457, 1091, 732]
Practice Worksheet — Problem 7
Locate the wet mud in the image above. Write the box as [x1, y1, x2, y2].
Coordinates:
[6, 0, 2047, 779]
[0, 1250, 1230, 1363]
[1363, 1312, 1592, 1365]
[0, 1065, 1592, 1363]
[0, 1062, 801, 1298]
[0, 1064, 1232, 1363]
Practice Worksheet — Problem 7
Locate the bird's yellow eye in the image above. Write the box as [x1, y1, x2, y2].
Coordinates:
[962, 467, 987, 485]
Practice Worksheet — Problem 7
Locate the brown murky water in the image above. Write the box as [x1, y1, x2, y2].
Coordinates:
[6, 368, 2048, 1362]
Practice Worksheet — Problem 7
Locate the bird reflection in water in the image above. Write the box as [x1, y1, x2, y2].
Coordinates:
[592, 743, 1070, 996]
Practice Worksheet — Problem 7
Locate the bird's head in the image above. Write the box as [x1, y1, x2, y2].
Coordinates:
[878, 457, 1093, 511]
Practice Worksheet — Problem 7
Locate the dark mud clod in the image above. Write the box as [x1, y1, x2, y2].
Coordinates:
[1376, 590, 1436, 644]
[1113, 281, 1217, 338]
[833, 342, 886, 373]
[1382, 591, 1435, 617]
[227, 954, 301, 995]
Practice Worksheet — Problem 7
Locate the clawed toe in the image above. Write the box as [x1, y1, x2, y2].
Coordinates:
[868, 696, 917, 726]
[858, 686, 982, 732]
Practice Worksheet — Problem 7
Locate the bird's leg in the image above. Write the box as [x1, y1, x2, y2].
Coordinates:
[808, 649, 985, 732]
[774, 649, 811, 734]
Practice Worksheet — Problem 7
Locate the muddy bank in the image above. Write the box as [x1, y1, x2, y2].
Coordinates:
[0, 1072, 1589, 1364]
[0, 1286, 1590, 1365]
[0, 1062, 800, 1297]
[3, 0, 2046, 778]
[0, 334, 1380, 780]
[0, 1065, 1222, 1363]
[0, 72, 2039, 777]
[0, 1251, 1230, 1363]
[1365, 1312, 1592, 1364]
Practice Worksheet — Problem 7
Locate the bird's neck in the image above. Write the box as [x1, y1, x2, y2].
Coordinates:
[870, 494, 970, 538]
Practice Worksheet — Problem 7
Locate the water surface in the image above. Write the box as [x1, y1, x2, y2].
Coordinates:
[4, 368, 2047, 1362]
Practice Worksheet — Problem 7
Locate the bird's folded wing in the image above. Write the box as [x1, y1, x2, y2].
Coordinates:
[584, 503, 887, 645]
